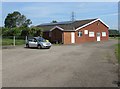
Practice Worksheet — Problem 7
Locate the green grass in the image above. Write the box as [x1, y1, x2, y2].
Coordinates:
[2, 38, 25, 46]
[115, 44, 120, 63]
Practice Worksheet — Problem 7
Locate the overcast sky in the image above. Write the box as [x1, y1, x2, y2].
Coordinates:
[1, 2, 118, 29]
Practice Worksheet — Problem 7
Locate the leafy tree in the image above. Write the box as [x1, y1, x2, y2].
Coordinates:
[51, 20, 57, 23]
[4, 11, 32, 28]
[34, 29, 42, 37]
[30, 27, 43, 36]
[21, 27, 29, 36]
[2, 27, 9, 36]
[2, 27, 21, 36]
[0, 27, 2, 35]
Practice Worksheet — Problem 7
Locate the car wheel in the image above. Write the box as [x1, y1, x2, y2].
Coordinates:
[38, 45, 42, 49]
[26, 44, 29, 48]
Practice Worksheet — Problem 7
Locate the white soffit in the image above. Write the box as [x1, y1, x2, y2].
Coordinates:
[50, 26, 64, 31]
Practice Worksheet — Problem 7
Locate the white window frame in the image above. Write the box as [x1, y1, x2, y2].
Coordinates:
[89, 32, 94, 37]
[102, 32, 106, 37]
[84, 30, 88, 35]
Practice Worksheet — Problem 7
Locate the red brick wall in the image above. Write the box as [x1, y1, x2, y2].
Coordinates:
[43, 20, 109, 44]
[75, 20, 109, 44]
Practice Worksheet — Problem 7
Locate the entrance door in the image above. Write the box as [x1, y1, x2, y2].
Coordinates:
[97, 32, 101, 41]
[71, 32, 75, 43]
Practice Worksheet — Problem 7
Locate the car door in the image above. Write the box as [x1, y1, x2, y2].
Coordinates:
[29, 39, 38, 47]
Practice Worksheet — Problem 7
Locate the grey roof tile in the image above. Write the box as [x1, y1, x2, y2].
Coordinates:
[37, 18, 97, 31]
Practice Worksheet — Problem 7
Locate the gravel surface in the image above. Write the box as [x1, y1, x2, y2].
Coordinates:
[2, 39, 118, 87]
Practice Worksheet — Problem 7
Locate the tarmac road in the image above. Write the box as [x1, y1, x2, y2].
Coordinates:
[2, 39, 118, 87]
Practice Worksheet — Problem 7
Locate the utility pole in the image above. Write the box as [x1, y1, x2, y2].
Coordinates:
[71, 11, 75, 22]
[71, 12, 75, 30]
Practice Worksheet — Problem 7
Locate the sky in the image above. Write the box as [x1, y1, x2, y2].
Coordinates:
[1, 0, 120, 2]
[1, 2, 118, 29]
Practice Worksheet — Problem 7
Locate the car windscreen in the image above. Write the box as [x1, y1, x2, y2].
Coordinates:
[37, 38, 46, 42]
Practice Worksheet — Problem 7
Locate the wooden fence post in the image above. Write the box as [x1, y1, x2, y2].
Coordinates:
[13, 36, 15, 46]
[25, 36, 27, 43]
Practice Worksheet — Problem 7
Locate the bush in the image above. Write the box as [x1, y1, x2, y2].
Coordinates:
[2, 26, 43, 37]
[30, 27, 43, 36]
[2, 27, 21, 36]
[0, 27, 2, 35]
[21, 29, 29, 36]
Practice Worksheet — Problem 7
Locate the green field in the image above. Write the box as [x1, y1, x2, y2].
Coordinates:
[2, 38, 25, 46]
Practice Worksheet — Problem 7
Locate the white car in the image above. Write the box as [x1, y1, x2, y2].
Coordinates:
[26, 37, 52, 49]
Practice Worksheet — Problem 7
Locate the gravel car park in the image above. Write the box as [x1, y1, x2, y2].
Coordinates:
[2, 39, 118, 87]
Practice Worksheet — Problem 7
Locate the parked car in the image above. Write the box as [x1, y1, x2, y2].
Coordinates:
[26, 37, 52, 49]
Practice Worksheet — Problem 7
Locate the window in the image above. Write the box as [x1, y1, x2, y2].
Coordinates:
[84, 30, 88, 34]
[34, 39, 37, 42]
[38, 37, 46, 42]
[89, 32, 94, 37]
[78, 31, 82, 37]
[102, 32, 106, 37]
[28, 39, 33, 42]
[97, 33, 100, 36]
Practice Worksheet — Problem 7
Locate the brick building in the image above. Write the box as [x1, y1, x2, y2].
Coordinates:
[37, 18, 109, 44]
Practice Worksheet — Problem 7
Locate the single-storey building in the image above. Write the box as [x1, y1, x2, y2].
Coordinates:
[37, 18, 109, 44]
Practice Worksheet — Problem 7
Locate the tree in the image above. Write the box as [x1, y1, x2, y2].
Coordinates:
[51, 20, 57, 23]
[4, 11, 32, 28]
[30, 27, 43, 36]
[2, 27, 21, 36]
[21, 27, 29, 36]
[0, 27, 2, 35]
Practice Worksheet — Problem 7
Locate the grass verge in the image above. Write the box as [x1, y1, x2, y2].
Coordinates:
[2, 38, 25, 46]
[115, 43, 120, 63]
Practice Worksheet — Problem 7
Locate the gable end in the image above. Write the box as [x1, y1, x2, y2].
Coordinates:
[75, 18, 109, 31]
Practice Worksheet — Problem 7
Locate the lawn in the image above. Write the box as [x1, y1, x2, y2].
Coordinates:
[115, 43, 120, 63]
[2, 38, 25, 46]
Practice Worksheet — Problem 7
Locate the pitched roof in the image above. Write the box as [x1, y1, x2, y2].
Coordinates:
[37, 18, 97, 31]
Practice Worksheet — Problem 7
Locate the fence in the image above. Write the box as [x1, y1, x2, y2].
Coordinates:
[2, 36, 29, 46]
